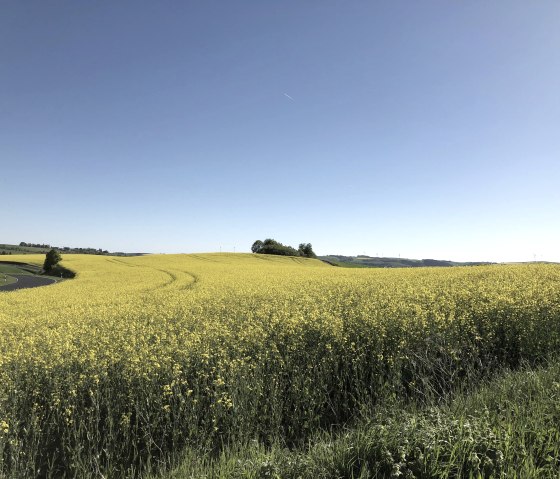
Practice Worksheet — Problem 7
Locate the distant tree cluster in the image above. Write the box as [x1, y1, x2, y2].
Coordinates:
[20, 242, 51, 248]
[60, 247, 110, 255]
[251, 239, 316, 258]
[0, 251, 12, 255]
[18, 242, 113, 255]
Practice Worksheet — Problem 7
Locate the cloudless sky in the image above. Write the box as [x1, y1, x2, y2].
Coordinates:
[1, 1, 559, 262]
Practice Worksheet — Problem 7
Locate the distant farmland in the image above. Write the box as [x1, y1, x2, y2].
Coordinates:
[320, 254, 495, 268]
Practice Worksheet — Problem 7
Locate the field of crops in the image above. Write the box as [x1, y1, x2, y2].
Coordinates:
[1, 254, 560, 478]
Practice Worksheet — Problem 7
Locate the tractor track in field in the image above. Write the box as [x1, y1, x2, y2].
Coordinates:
[106, 257, 198, 292]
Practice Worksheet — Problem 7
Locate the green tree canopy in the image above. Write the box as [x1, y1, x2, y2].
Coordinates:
[298, 243, 316, 258]
[43, 249, 62, 272]
[251, 240, 264, 253]
[251, 239, 315, 257]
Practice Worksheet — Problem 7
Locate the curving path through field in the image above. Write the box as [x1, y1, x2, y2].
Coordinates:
[0, 274, 57, 292]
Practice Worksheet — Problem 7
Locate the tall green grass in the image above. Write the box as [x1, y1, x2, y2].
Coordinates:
[155, 361, 560, 478]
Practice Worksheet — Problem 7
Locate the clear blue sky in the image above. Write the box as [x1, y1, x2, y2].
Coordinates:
[1, 1, 559, 262]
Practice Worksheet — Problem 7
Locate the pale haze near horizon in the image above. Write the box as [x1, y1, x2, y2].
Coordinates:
[1, 1, 559, 263]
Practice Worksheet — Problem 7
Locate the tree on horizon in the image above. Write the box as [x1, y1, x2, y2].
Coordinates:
[251, 239, 315, 258]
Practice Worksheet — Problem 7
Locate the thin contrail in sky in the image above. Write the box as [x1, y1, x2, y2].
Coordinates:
[283, 93, 294, 101]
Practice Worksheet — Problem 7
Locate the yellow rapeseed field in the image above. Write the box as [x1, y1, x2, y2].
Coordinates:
[1, 253, 559, 477]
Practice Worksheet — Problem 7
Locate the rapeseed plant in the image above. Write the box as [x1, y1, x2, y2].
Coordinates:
[0, 253, 558, 477]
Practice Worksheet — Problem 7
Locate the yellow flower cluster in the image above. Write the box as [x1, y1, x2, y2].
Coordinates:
[0, 253, 559, 476]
